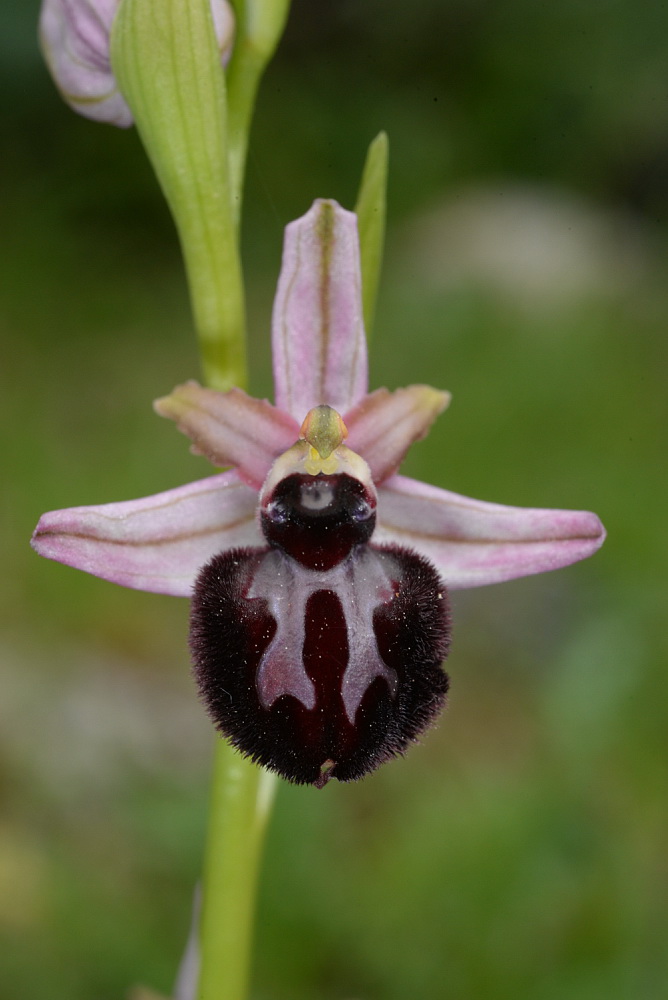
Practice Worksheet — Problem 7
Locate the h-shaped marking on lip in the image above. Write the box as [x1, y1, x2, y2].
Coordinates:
[249, 548, 398, 724]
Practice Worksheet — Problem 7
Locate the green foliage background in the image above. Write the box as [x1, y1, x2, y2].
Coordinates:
[2, 2, 667, 998]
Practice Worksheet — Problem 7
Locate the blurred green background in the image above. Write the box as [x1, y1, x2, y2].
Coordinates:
[2, 1, 667, 998]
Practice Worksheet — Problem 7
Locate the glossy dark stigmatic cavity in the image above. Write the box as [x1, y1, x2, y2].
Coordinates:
[260, 473, 376, 570]
[190, 544, 450, 786]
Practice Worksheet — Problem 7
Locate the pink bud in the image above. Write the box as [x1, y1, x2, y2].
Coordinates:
[39, 0, 235, 127]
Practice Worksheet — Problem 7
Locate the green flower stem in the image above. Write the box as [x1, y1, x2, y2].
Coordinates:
[192, 3, 292, 984]
[113, 4, 291, 996]
[199, 743, 277, 1000]
[226, 0, 292, 223]
[111, 0, 246, 391]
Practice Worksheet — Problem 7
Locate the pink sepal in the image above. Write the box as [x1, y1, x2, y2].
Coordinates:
[375, 475, 606, 589]
[272, 200, 368, 422]
[31, 471, 261, 596]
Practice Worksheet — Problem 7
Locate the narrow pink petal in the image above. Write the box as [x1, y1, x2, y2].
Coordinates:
[344, 385, 451, 484]
[375, 475, 606, 589]
[154, 382, 300, 488]
[31, 472, 262, 597]
[272, 199, 369, 422]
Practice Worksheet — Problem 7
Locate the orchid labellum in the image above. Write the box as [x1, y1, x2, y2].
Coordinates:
[32, 200, 605, 786]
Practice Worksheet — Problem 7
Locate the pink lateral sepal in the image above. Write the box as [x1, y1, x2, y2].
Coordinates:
[31, 471, 261, 596]
[374, 474, 606, 589]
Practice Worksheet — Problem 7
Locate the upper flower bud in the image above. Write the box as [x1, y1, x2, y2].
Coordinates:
[39, 0, 235, 127]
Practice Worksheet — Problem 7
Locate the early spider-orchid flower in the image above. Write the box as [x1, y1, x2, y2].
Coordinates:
[32, 199, 605, 786]
[39, 0, 235, 126]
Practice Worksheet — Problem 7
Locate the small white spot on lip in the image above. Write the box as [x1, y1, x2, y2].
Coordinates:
[300, 482, 335, 512]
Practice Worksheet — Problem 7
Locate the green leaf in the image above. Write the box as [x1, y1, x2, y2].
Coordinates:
[111, 0, 246, 391]
[354, 131, 389, 339]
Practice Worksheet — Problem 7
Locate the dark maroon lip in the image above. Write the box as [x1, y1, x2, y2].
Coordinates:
[189, 543, 450, 786]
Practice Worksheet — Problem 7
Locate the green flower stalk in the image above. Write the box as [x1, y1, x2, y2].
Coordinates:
[198, 744, 277, 1000]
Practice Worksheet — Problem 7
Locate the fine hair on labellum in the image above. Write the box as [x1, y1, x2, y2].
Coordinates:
[190, 542, 450, 786]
